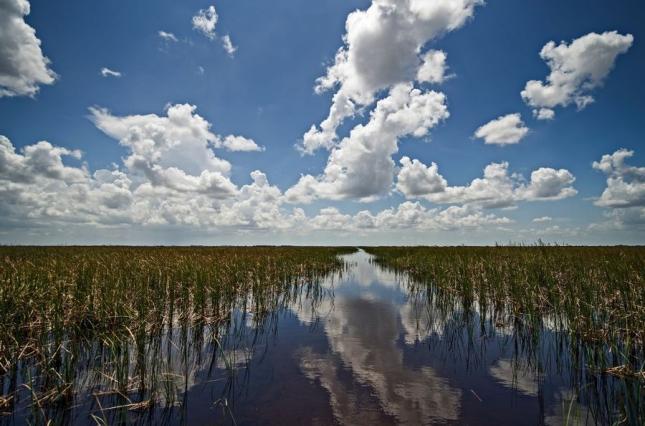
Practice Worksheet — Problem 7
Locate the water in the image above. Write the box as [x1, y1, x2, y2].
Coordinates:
[2, 250, 638, 424]
[196, 250, 587, 425]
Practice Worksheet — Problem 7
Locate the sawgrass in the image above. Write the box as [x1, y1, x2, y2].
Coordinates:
[364, 245, 644, 424]
[0, 246, 353, 423]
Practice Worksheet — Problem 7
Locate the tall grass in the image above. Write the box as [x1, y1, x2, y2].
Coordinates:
[2, 245, 643, 424]
[364, 245, 644, 424]
[0, 246, 353, 423]
[364, 246, 644, 347]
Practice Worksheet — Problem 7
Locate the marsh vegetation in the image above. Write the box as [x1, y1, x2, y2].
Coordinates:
[0, 246, 352, 424]
[365, 245, 644, 424]
[0, 246, 642, 424]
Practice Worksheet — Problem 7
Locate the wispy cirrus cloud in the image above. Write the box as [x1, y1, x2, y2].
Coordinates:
[158, 30, 178, 42]
[100, 67, 122, 78]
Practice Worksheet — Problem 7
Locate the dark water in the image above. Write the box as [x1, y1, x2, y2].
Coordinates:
[3, 250, 639, 425]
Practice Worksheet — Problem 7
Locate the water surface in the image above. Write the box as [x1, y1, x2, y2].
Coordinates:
[4, 250, 632, 425]
[171, 250, 594, 425]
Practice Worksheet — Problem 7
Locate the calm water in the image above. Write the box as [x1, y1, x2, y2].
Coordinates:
[3, 250, 636, 424]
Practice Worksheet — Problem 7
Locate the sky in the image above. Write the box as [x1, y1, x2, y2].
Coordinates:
[0, 0, 643, 245]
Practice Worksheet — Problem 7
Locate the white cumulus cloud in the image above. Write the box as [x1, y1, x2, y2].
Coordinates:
[416, 50, 449, 84]
[220, 135, 264, 152]
[533, 108, 555, 120]
[521, 31, 633, 119]
[396, 157, 446, 197]
[474, 113, 529, 145]
[90, 104, 232, 178]
[192, 5, 218, 40]
[349, 202, 512, 231]
[593, 148, 645, 208]
[396, 158, 576, 208]
[0, 132, 291, 231]
[287, 83, 449, 203]
[300, 0, 481, 154]
[191, 5, 238, 56]
[0, 132, 517, 236]
[0, 0, 56, 97]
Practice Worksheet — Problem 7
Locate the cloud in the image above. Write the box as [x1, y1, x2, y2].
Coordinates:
[287, 83, 449, 203]
[221, 34, 237, 56]
[396, 157, 576, 208]
[216, 170, 304, 230]
[0, 0, 56, 97]
[0, 132, 516, 235]
[591, 149, 644, 231]
[0, 135, 131, 224]
[296, 295, 462, 425]
[0, 133, 295, 230]
[309, 207, 353, 231]
[89, 104, 233, 178]
[597, 207, 645, 231]
[0, 100, 302, 233]
[299, 0, 481, 154]
[220, 135, 264, 152]
[86, 104, 261, 210]
[100, 67, 122, 78]
[521, 31, 633, 119]
[0, 135, 85, 185]
[593, 148, 645, 208]
[474, 113, 529, 145]
[350, 202, 512, 231]
[416, 50, 449, 84]
[532, 216, 552, 223]
[396, 157, 446, 197]
[521, 167, 577, 200]
[489, 359, 538, 397]
[191, 5, 238, 56]
[158, 30, 178, 42]
[192, 5, 218, 40]
[533, 108, 554, 120]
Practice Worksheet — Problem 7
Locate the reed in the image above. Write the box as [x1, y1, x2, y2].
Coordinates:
[364, 245, 644, 348]
[364, 245, 644, 424]
[0, 246, 353, 423]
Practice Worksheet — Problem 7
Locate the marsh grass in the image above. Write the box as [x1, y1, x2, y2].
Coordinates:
[1, 245, 643, 424]
[0, 246, 353, 424]
[364, 245, 644, 424]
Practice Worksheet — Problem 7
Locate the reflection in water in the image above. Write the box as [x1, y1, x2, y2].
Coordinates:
[293, 253, 461, 424]
[489, 359, 539, 397]
[286, 250, 629, 425]
[297, 296, 461, 424]
[2, 250, 641, 425]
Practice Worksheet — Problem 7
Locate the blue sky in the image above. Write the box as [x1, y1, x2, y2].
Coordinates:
[0, 0, 643, 245]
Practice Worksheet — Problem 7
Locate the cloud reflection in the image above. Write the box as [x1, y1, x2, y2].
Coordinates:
[294, 252, 462, 424]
